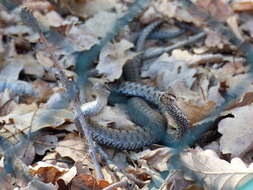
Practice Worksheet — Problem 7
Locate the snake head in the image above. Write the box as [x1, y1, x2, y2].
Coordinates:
[159, 92, 176, 105]
[159, 91, 190, 138]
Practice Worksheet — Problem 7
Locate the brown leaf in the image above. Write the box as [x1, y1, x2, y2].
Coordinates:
[32, 80, 54, 103]
[70, 173, 111, 190]
[177, 99, 216, 125]
[30, 166, 66, 184]
[226, 91, 253, 110]
[55, 134, 91, 165]
[196, 0, 232, 21]
[232, 1, 253, 11]
[60, 0, 120, 18]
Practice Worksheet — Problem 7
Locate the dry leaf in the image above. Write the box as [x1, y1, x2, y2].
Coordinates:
[180, 147, 253, 190]
[130, 147, 174, 172]
[92, 105, 136, 129]
[66, 24, 99, 52]
[172, 50, 222, 66]
[196, 0, 232, 22]
[142, 53, 197, 90]
[226, 91, 253, 110]
[232, 1, 253, 11]
[227, 15, 244, 41]
[0, 80, 36, 96]
[0, 62, 24, 80]
[84, 11, 121, 39]
[218, 103, 253, 157]
[149, 0, 200, 24]
[55, 134, 90, 164]
[60, 0, 121, 18]
[177, 99, 216, 125]
[31, 108, 74, 131]
[29, 162, 76, 185]
[32, 80, 54, 103]
[205, 30, 228, 49]
[70, 173, 110, 190]
[96, 39, 136, 81]
[34, 135, 58, 155]
[241, 20, 253, 38]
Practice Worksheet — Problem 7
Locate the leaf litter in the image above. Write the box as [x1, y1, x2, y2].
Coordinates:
[1, 0, 253, 189]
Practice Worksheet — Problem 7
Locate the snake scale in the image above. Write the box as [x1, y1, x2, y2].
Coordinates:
[85, 20, 190, 149]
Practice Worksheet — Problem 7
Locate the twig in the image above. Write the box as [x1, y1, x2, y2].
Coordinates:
[143, 31, 206, 59]
[103, 180, 129, 190]
[158, 170, 176, 190]
[96, 145, 140, 188]
[17, 7, 105, 180]
[73, 100, 104, 179]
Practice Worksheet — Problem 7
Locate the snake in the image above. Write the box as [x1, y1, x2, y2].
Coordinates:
[82, 84, 167, 150]
[84, 20, 190, 149]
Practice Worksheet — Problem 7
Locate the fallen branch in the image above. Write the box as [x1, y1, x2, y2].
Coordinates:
[143, 31, 206, 59]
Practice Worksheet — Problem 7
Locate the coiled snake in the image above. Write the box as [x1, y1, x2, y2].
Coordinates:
[84, 20, 190, 149]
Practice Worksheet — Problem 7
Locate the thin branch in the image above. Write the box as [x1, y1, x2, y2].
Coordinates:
[73, 101, 104, 179]
[143, 31, 206, 59]
[103, 180, 129, 190]
[17, 7, 104, 180]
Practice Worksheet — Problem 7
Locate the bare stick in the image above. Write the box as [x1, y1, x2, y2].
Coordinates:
[103, 180, 129, 190]
[158, 170, 176, 190]
[74, 101, 104, 179]
[18, 8, 104, 180]
[143, 31, 206, 59]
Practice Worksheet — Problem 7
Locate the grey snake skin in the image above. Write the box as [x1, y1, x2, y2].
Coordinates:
[87, 20, 189, 149]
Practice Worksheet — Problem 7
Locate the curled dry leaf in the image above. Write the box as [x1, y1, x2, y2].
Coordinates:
[0, 106, 74, 144]
[177, 99, 216, 125]
[34, 134, 58, 155]
[0, 90, 17, 116]
[60, 0, 121, 18]
[205, 30, 229, 49]
[172, 49, 222, 66]
[227, 15, 244, 41]
[31, 108, 74, 132]
[29, 162, 77, 185]
[241, 20, 253, 38]
[142, 53, 197, 90]
[70, 173, 110, 190]
[0, 80, 36, 96]
[196, 0, 232, 22]
[147, 0, 200, 24]
[232, 0, 253, 11]
[66, 24, 99, 52]
[96, 39, 136, 81]
[180, 147, 253, 190]
[226, 91, 253, 110]
[0, 62, 24, 80]
[218, 103, 253, 157]
[130, 147, 174, 172]
[32, 80, 54, 103]
[92, 105, 135, 129]
[211, 61, 249, 83]
[84, 11, 121, 39]
[55, 134, 91, 165]
[0, 103, 38, 144]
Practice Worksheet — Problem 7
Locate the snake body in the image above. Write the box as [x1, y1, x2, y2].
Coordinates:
[82, 84, 166, 149]
[120, 20, 189, 141]
[112, 82, 189, 138]
[85, 20, 189, 149]
[88, 97, 167, 150]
